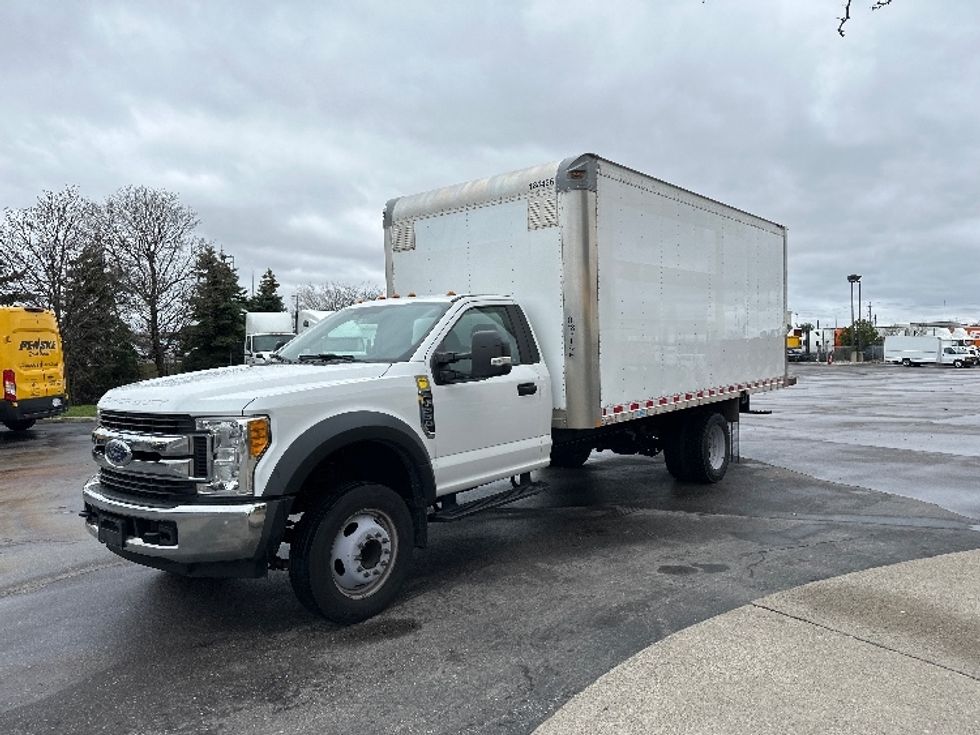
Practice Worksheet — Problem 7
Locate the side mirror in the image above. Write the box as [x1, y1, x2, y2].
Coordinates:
[471, 330, 512, 379]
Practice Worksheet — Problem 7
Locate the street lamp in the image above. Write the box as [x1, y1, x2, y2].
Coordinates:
[847, 274, 862, 360]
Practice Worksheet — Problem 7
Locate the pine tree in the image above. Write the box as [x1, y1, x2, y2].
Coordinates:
[247, 269, 286, 312]
[62, 243, 141, 404]
[181, 246, 247, 372]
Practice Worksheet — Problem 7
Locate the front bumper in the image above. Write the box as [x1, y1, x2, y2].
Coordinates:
[82, 477, 291, 577]
[1, 395, 68, 423]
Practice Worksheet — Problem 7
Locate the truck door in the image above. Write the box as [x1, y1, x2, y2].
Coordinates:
[428, 304, 551, 493]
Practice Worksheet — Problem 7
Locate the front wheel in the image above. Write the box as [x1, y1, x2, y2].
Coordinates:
[901, 359, 911, 367]
[3, 419, 36, 432]
[954, 359, 964, 368]
[289, 481, 414, 625]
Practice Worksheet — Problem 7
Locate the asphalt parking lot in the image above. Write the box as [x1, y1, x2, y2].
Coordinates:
[1, 363, 978, 734]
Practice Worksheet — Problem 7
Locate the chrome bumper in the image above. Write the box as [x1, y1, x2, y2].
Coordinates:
[82, 477, 271, 564]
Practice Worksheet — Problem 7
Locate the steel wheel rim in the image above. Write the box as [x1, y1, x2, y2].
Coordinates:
[329, 509, 397, 599]
[707, 423, 727, 471]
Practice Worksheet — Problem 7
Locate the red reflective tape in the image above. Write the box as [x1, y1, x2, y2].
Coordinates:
[645, 400, 655, 408]
[613, 405, 624, 414]
[659, 397, 668, 405]
[629, 402, 640, 411]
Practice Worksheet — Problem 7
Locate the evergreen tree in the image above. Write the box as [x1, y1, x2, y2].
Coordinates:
[839, 319, 883, 348]
[62, 243, 141, 404]
[247, 269, 286, 312]
[181, 246, 247, 372]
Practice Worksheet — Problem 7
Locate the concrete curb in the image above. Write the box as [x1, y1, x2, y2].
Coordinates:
[535, 550, 980, 735]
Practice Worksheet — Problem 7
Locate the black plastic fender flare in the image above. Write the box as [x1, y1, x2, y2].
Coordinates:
[265, 411, 436, 545]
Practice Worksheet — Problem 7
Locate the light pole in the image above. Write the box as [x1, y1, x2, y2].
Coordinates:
[848, 274, 862, 361]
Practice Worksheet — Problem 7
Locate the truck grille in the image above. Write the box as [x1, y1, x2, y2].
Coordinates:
[99, 411, 196, 435]
[99, 468, 197, 498]
[193, 435, 210, 478]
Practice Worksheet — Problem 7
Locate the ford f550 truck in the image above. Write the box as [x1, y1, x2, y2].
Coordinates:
[82, 154, 788, 623]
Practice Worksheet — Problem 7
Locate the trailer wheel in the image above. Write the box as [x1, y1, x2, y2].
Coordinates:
[683, 412, 730, 484]
[289, 481, 414, 625]
[3, 419, 35, 432]
[549, 443, 592, 468]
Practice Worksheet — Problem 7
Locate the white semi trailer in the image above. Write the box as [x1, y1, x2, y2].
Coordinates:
[83, 154, 789, 623]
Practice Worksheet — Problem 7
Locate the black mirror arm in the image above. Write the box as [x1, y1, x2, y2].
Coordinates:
[433, 350, 471, 366]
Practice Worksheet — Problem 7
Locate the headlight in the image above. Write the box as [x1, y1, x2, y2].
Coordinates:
[195, 416, 271, 496]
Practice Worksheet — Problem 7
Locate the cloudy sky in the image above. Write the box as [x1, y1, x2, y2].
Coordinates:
[2, 1, 978, 327]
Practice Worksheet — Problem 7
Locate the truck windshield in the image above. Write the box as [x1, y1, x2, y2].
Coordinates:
[276, 301, 450, 363]
[251, 334, 294, 352]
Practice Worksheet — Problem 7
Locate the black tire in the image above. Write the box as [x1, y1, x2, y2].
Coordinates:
[663, 417, 693, 481]
[954, 359, 964, 368]
[682, 412, 730, 484]
[549, 443, 592, 468]
[4, 419, 35, 432]
[289, 481, 414, 625]
[901, 359, 911, 367]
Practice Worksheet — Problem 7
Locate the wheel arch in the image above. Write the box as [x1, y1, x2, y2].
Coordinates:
[267, 411, 435, 547]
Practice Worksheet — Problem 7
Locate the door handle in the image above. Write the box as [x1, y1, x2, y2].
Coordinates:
[517, 382, 537, 396]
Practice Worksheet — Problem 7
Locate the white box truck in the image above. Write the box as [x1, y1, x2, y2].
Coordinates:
[81, 154, 789, 623]
[884, 335, 973, 367]
[297, 309, 334, 334]
[244, 311, 295, 365]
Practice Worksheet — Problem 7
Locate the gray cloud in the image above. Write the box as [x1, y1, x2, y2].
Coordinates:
[2, 1, 978, 324]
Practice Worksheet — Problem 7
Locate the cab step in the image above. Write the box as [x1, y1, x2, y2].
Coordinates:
[429, 474, 547, 522]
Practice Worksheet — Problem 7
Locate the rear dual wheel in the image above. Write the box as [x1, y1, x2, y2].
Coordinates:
[663, 412, 730, 484]
[549, 443, 592, 468]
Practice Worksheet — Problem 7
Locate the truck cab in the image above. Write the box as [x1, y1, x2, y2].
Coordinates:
[84, 295, 552, 623]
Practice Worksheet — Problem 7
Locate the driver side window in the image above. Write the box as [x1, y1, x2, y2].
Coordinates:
[437, 306, 522, 380]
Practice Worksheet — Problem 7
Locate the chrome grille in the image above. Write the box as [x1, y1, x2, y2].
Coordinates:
[99, 411, 196, 435]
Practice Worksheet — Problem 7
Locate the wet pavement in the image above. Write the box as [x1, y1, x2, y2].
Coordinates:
[741, 362, 980, 520]
[1, 367, 979, 734]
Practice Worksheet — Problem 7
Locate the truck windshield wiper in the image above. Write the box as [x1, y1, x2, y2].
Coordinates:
[267, 353, 293, 363]
[297, 353, 360, 363]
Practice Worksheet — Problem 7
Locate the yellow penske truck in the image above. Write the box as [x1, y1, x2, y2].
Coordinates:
[0, 306, 68, 432]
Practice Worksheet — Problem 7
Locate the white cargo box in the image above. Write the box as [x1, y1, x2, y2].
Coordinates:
[385, 154, 788, 430]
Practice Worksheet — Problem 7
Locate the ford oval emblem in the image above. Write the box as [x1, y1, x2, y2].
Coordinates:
[105, 438, 134, 467]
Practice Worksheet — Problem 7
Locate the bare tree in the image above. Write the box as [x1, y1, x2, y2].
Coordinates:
[0, 186, 95, 322]
[838, 0, 894, 37]
[295, 282, 383, 311]
[104, 186, 198, 376]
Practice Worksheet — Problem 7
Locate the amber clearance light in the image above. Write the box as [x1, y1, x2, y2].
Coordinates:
[248, 417, 271, 458]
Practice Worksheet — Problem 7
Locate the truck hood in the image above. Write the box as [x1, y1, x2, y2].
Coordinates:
[99, 363, 391, 415]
